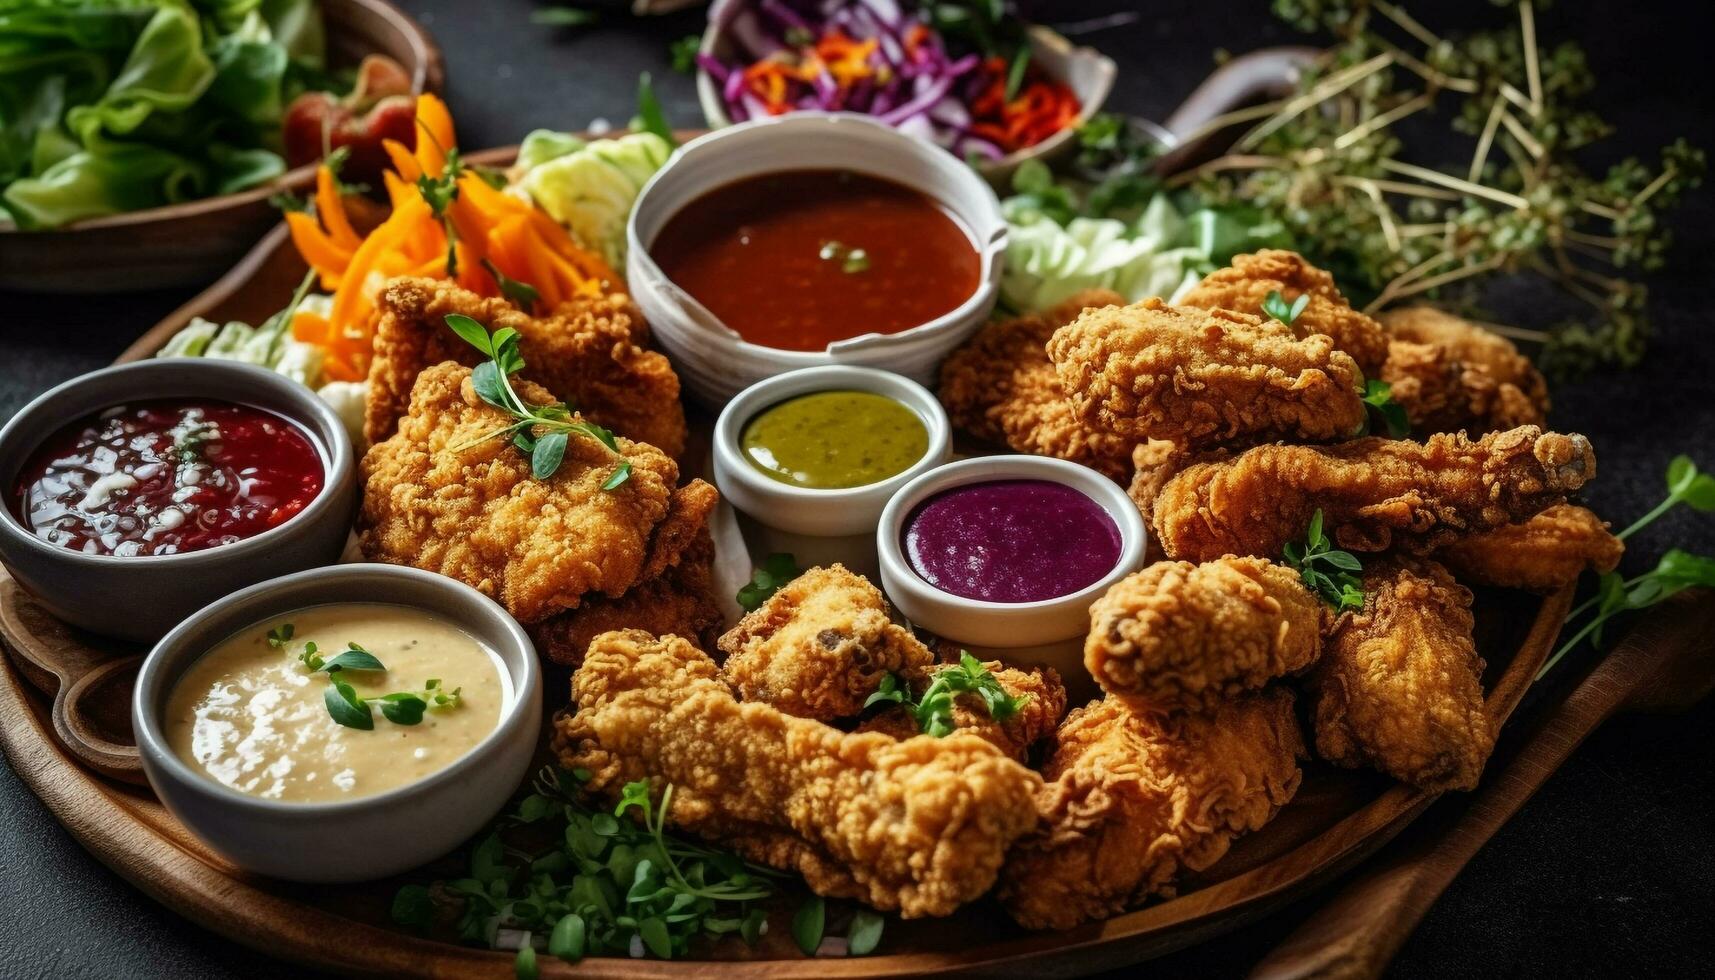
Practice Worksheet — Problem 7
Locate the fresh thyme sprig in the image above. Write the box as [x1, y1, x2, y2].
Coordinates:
[1262, 288, 1310, 326]
[1282, 509, 1366, 612]
[443, 313, 632, 488]
[1536, 455, 1715, 680]
[736, 553, 802, 612]
[864, 652, 1029, 737]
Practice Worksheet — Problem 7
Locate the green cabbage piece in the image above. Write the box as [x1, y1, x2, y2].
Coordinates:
[1000, 193, 1208, 312]
[518, 131, 672, 270]
[514, 128, 585, 172]
[1, 0, 324, 228]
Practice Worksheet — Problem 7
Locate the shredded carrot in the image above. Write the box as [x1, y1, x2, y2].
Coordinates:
[285, 93, 621, 379]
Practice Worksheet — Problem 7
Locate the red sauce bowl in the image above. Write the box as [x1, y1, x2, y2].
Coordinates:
[0, 361, 357, 642]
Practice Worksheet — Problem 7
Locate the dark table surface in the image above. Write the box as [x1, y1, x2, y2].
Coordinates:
[2, 1, 1712, 977]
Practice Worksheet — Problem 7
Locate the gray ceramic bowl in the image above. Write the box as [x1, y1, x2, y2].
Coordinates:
[133, 563, 543, 883]
[0, 359, 356, 641]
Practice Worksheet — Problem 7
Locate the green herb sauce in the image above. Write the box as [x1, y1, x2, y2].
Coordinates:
[740, 390, 927, 490]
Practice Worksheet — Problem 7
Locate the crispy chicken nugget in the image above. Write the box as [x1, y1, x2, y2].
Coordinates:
[1179, 250, 1389, 376]
[717, 565, 934, 721]
[997, 692, 1305, 930]
[856, 662, 1068, 763]
[554, 631, 1043, 918]
[1379, 339, 1545, 435]
[1047, 298, 1366, 450]
[529, 528, 724, 666]
[1306, 558, 1491, 791]
[1085, 558, 1323, 715]
[938, 289, 1133, 479]
[1151, 426, 1597, 562]
[1436, 504, 1622, 593]
[1380, 306, 1549, 422]
[360, 363, 710, 623]
[365, 277, 687, 456]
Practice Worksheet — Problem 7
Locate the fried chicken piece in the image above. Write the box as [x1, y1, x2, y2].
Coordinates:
[855, 663, 1068, 762]
[1047, 298, 1366, 450]
[1085, 558, 1322, 716]
[1436, 504, 1622, 593]
[1179, 250, 1388, 376]
[1151, 425, 1597, 562]
[529, 529, 724, 666]
[1379, 339, 1545, 434]
[938, 289, 1133, 479]
[360, 363, 712, 623]
[554, 631, 1043, 918]
[998, 691, 1304, 930]
[1380, 306, 1549, 424]
[364, 277, 687, 456]
[717, 565, 934, 721]
[1306, 558, 1491, 791]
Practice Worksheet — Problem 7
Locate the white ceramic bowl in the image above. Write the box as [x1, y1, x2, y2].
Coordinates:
[132, 564, 542, 883]
[626, 112, 1007, 405]
[714, 365, 951, 577]
[695, 9, 1117, 189]
[876, 456, 1146, 679]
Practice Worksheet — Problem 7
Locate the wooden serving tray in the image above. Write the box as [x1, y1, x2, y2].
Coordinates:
[0, 84, 1579, 971]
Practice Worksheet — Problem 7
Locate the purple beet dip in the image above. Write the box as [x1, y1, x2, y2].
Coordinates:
[902, 479, 1123, 603]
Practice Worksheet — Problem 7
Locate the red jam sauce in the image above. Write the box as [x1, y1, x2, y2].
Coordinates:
[12, 400, 324, 558]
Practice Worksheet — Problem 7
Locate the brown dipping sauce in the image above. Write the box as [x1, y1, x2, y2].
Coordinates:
[649, 169, 981, 352]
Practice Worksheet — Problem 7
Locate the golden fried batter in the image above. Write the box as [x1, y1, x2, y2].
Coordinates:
[1379, 339, 1545, 434]
[529, 529, 724, 666]
[1306, 558, 1491, 792]
[1151, 426, 1598, 562]
[365, 277, 687, 456]
[856, 663, 1068, 763]
[997, 692, 1304, 930]
[554, 631, 1043, 918]
[1085, 558, 1322, 715]
[1179, 250, 1389, 376]
[1047, 298, 1366, 450]
[717, 565, 933, 721]
[359, 363, 709, 623]
[937, 289, 1133, 479]
[1380, 305, 1549, 423]
[1437, 504, 1622, 593]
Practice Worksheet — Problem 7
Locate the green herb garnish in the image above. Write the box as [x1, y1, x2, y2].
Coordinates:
[392, 767, 840, 961]
[847, 908, 885, 957]
[1261, 289, 1310, 326]
[1537, 454, 1715, 680]
[1361, 378, 1411, 438]
[817, 240, 871, 274]
[278, 630, 460, 729]
[265, 623, 294, 649]
[1282, 509, 1366, 612]
[481, 258, 541, 314]
[863, 652, 1028, 737]
[670, 34, 702, 74]
[792, 895, 826, 956]
[531, 6, 598, 27]
[443, 313, 632, 487]
[415, 129, 464, 277]
[736, 553, 803, 612]
[633, 72, 678, 150]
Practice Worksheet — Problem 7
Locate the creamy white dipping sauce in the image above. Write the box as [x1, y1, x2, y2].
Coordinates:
[165, 603, 510, 803]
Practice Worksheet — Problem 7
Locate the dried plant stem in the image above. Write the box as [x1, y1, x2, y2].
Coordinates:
[1469, 97, 1506, 181]
[1334, 92, 1433, 150]
[1238, 51, 1395, 150]
[1520, 1, 1543, 114]
[1378, 159, 1529, 209]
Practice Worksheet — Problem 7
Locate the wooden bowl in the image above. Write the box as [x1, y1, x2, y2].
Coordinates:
[0, 0, 443, 295]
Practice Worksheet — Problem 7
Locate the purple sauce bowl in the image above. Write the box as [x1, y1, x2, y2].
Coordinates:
[876, 455, 1146, 675]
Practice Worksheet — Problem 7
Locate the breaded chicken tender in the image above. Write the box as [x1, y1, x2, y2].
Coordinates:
[856, 663, 1068, 762]
[554, 631, 1043, 918]
[1379, 339, 1545, 434]
[1152, 426, 1597, 562]
[365, 277, 687, 456]
[937, 289, 1133, 479]
[1085, 558, 1322, 715]
[998, 691, 1305, 930]
[1380, 306, 1549, 423]
[1047, 299, 1366, 450]
[1179, 250, 1389, 376]
[360, 363, 712, 623]
[1436, 504, 1622, 593]
[529, 529, 724, 666]
[1306, 559, 1491, 792]
[717, 565, 933, 721]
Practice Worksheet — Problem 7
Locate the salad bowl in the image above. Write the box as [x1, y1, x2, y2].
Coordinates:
[0, 0, 443, 295]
